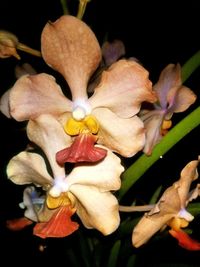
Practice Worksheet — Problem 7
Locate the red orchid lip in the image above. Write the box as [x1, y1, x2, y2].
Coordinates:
[33, 206, 79, 239]
[169, 229, 200, 251]
[56, 133, 107, 164]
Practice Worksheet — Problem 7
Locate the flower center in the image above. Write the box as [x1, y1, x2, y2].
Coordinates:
[168, 217, 189, 231]
[72, 99, 91, 121]
[64, 115, 99, 135]
[46, 192, 72, 209]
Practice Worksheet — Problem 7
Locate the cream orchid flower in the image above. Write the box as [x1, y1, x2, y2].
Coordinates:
[132, 157, 200, 249]
[0, 15, 156, 164]
[6, 136, 124, 238]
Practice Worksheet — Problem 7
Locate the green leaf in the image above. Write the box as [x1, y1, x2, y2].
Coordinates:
[106, 240, 121, 267]
[181, 50, 200, 82]
[149, 185, 162, 204]
[126, 255, 137, 267]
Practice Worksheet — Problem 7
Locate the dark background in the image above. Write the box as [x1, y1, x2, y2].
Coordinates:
[0, 0, 200, 266]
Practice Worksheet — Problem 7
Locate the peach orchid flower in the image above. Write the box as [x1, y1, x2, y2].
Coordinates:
[139, 64, 196, 155]
[132, 157, 200, 250]
[6, 132, 124, 238]
[0, 15, 156, 164]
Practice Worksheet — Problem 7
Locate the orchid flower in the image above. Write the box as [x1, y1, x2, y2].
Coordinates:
[0, 15, 156, 164]
[139, 63, 197, 155]
[132, 157, 200, 249]
[6, 134, 124, 238]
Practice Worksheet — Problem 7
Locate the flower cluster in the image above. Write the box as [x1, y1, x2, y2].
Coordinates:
[0, 14, 199, 251]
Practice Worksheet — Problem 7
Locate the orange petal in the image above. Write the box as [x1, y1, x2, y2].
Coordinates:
[169, 229, 200, 251]
[33, 206, 79, 238]
[56, 133, 107, 164]
[6, 217, 33, 231]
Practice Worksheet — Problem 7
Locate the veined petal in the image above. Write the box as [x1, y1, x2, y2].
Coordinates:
[9, 73, 72, 121]
[154, 64, 182, 108]
[89, 60, 156, 118]
[56, 133, 107, 164]
[41, 15, 101, 100]
[66, 146, 123, 191]
[93, 108, 145, 157]
[70, 184, 120, 235]
[33, 206, 79, 238]
[27, 114, 71, 178]
[7, 151, 53, 189]
[167, 85, 196, 115]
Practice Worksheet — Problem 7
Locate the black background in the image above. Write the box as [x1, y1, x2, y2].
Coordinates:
[0, 1, 200, 266]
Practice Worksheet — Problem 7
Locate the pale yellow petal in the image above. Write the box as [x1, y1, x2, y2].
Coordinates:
[132, 212, 173, 247]
[70, 184, 120, 235]
[27, 114, 71, 178]
[93, 108, 145, 157]
[9, 73, 72, 121]
[89, 60, 156, 118]
[176, 158, 199, 207]
[7, 151, 53, 189]
[41, 15, 101, 100]
[66, 147, 123, 191]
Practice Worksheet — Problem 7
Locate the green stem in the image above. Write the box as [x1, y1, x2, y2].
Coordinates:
[118, 106, 200, 200]
[181, 50, 200, 83]
[60, 0, 70, 15]
[76, 0, 90, 20]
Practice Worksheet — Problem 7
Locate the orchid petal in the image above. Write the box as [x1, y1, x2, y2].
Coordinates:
[132, 181, 182, 247]
[89, 60, 156, 118]
[93, 108, 145, 157]
[33, 206, 79, 238]
[140, 110, 164, 155]
[154, 64, 182, 108]
[27, 114, 71, 177]
[0, 89, 12, 118]
[176, 158, 199, 207]
[6, 217, 33, 231]
[9, 73, 72, 121]
[56, 133, 107, 164]
[66, 146, 123, 191]
[167, 85, 197, 116]
[41, 15, 101, 100]
[70, 184, 120, 235]
[132, 212, 173, 247]
[22, 186, 40, 222]
[102, 39, 125, 66]
[7, 151, 53, 189]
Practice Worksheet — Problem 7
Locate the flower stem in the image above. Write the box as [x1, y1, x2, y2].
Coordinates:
[60, 0, 70, 15]
[119, 204, 154, 212]
[76, 0, 90, 20]
[17, 43, 41, 57]
[118, 106, 200, 200]
[181, 50, 200, 83]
